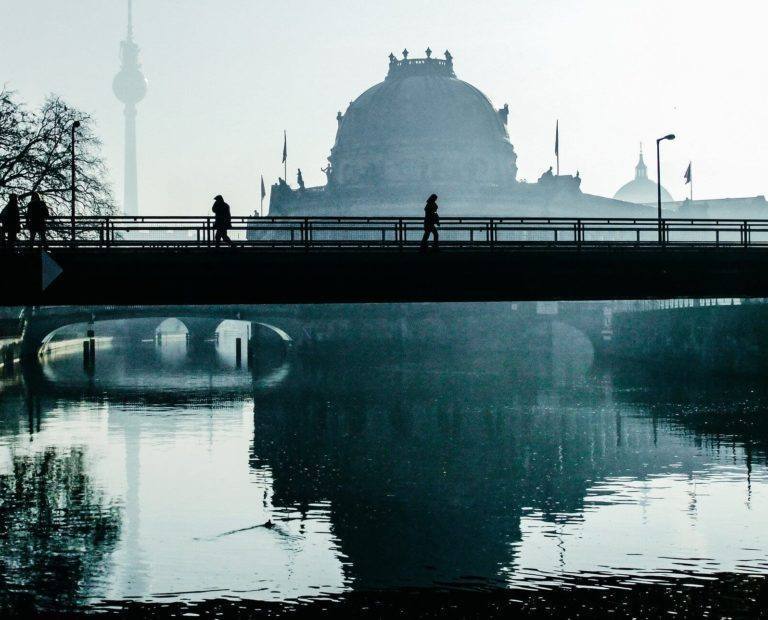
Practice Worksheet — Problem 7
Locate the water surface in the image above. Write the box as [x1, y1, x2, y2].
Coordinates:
[1, 337, 767, 614]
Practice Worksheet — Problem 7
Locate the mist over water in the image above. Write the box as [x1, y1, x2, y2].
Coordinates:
[1, 331, 767, 613]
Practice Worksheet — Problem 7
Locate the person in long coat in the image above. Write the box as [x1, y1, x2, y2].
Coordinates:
[26, 192, 49, 248]
[0, 194, 21, 248]
[212, 194, 233, 246]
[420, 193, 440, 252]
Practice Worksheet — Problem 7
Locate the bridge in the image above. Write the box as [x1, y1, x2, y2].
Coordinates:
[4, 215, 768, 305]
[4, 300, 611, 364]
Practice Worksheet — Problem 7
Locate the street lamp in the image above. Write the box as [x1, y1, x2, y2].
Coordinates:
[70, 120, 81, 244]
[656, 133, 675, 243]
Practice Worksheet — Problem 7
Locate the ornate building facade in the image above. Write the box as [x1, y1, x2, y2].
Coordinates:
[265, 49, 767, 223]
[267, 49, 647, 219]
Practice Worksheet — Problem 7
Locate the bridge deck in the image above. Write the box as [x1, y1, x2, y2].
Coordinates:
[4, 216, 768, 305]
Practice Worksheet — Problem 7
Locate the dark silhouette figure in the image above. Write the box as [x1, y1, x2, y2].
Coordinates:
[420, 193, 440, 252]
[1, 194, 21, 249]
[212, 195, 233, 246]
[26, 192, 49, 248]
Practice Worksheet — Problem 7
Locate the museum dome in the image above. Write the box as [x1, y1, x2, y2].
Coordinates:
[614, 149, 673, 204]
[327, 49, 518, 191]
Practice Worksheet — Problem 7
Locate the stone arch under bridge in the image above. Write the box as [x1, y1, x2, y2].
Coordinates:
[22, 306, 297, 359]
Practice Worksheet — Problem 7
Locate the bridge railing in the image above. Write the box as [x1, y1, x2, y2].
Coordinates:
[612, 298, 747, 314]
[5, 215, 768, 249]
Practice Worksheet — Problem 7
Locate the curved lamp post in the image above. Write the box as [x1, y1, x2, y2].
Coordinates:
[656, 133, 675, 243]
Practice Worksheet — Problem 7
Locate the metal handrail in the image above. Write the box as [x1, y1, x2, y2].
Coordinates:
[3, 215, 768, 250]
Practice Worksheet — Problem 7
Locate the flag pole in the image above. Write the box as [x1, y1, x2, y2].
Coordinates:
[260, 175, 266, 217]
[555, 120, 560, 176]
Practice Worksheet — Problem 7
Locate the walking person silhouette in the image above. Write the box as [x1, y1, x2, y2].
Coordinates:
[212, 195, 233, 246]
[0, 194, 21, 249]
[26, 192, 49, 249]
[420, 193, 440, 252]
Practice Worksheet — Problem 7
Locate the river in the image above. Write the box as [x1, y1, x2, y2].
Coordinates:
[1, 331, 767, 616]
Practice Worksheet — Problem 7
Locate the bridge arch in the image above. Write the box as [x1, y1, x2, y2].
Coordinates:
[155, 318, 189, 336]
[25, 309, 296, 360]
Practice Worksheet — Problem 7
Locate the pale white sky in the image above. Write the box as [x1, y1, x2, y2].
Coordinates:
[2, 0, 767, 215]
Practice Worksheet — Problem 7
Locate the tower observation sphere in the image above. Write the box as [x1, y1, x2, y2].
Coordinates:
[113, 51, 148, 105]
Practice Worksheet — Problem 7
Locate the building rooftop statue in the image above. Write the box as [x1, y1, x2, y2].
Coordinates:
[385, 48, 456, 79]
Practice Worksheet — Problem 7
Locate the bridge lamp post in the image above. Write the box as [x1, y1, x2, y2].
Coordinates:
[70, 120, 81, 245]
[656, 133, 675, 243]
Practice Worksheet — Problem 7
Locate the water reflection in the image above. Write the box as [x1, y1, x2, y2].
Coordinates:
[0, 447, 121, 609]
[0, 336, 767, 611]
[251, 358, 768, 591]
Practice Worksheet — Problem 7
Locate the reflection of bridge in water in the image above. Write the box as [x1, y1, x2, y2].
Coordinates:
[6, 215, 768, 305]
[33, 340, 292, 403]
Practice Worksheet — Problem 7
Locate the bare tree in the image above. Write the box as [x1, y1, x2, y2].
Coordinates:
[0, 89, 117, 229]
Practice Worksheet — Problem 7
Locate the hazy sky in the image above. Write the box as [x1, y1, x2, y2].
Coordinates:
[2, 0, 767, 215]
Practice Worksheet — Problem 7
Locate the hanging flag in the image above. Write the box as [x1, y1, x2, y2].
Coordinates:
[684, 162, 692, 185]
[260, 175, 266, 200]
[282, 131, 287, 163]
[555, 120, 559, 157]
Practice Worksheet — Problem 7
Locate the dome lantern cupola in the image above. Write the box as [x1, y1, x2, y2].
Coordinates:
[635, 145, 648, 180]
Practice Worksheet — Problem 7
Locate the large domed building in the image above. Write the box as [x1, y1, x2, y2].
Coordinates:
[329, 49, 517, 192]
[614, 148, 673, 205]
[266, 50, 656, 218]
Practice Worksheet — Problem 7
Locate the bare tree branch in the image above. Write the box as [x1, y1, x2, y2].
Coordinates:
[0, 89, 117, 231]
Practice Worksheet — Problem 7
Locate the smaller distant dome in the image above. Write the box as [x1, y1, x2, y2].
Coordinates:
[614, 149, 673, 204]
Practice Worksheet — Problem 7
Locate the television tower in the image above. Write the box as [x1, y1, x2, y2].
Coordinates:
[112, 0, 147, 216]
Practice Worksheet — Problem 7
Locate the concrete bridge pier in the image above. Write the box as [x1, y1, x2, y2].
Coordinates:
[247, 322, 258, 369]
[180, 318, 222, 347]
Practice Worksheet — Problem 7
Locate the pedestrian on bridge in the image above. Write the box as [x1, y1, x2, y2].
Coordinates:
[212, 195, 233, 246]
[1, 194, 21, 249]
[420, 193, 440, 252]
[26, 192, 49, 249]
